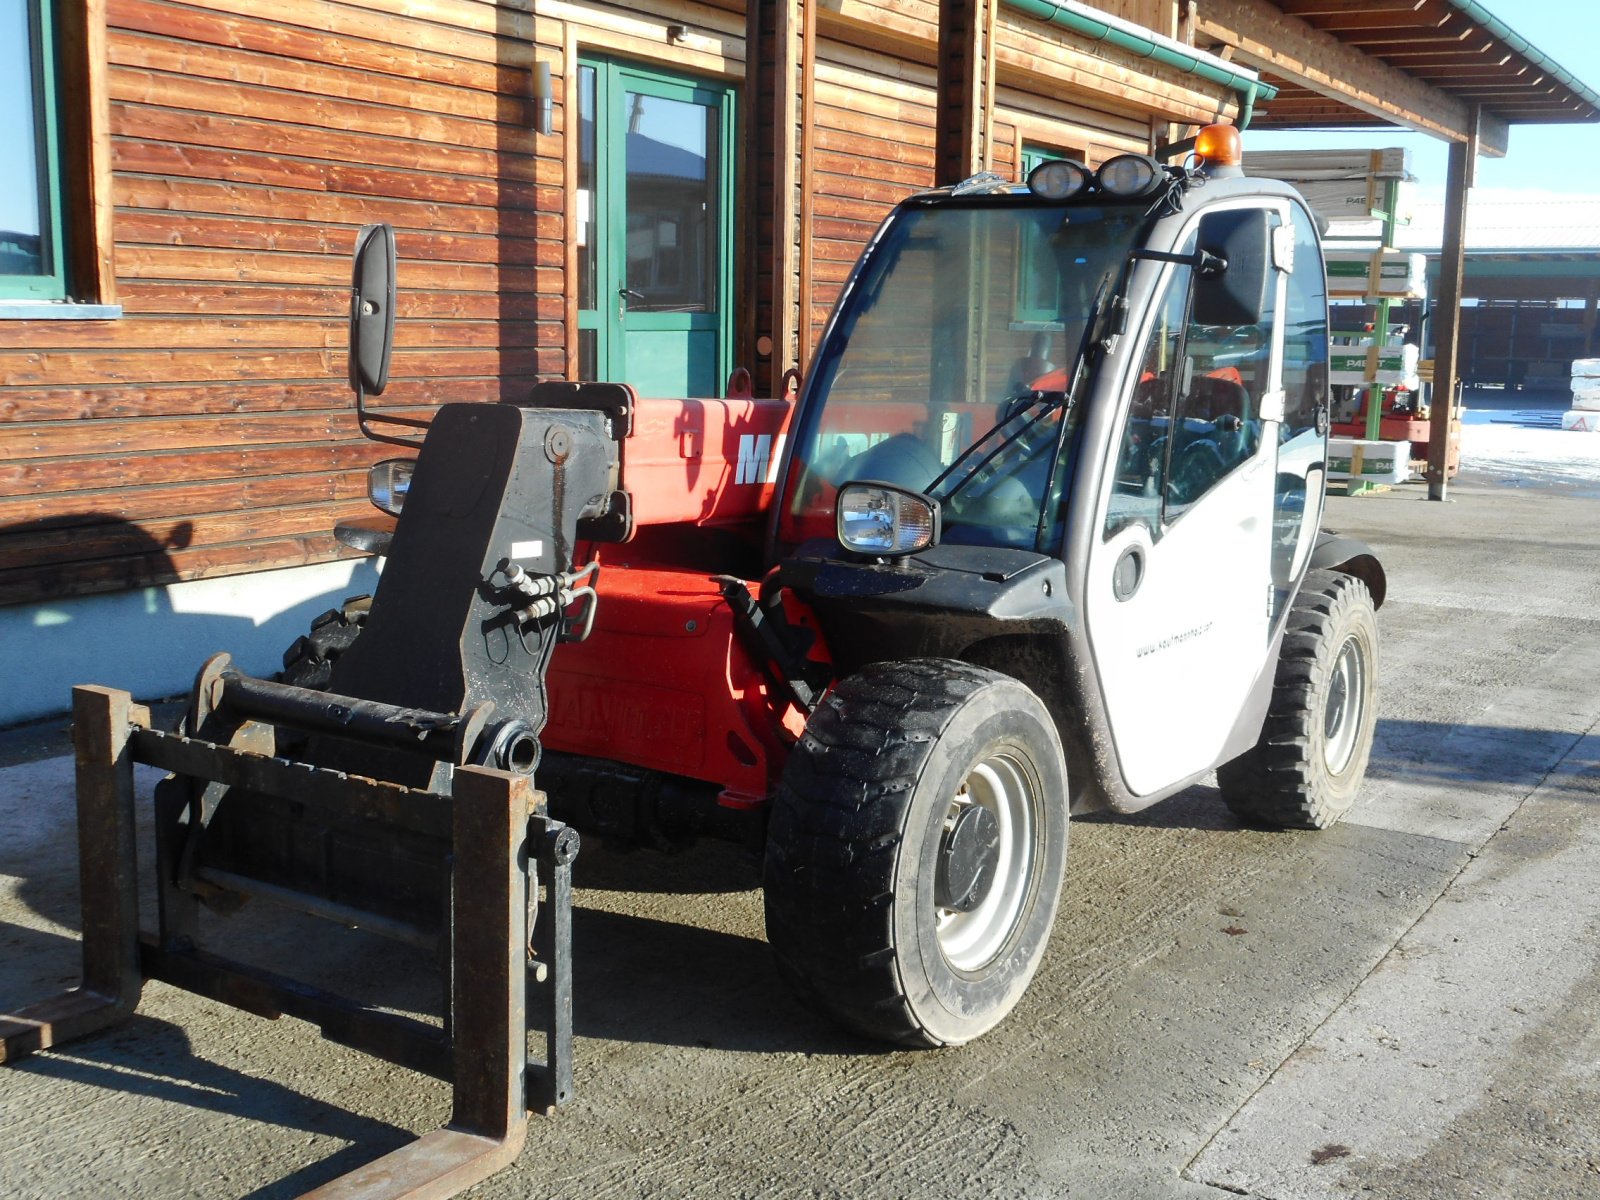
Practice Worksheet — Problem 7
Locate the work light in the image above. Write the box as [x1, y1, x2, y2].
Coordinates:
[368, 459, 414, 515]
[1027, 158, 1093, 201]
[1096, 154, 1166, 198]
[836, 482, 941, 557]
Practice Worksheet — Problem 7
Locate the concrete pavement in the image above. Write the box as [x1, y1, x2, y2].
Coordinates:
[1, 453, 1598, 1199]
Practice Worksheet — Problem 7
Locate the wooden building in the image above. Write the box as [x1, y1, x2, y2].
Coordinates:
[1, 0, 1595, 720]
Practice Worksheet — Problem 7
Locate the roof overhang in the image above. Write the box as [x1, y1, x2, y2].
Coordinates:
[1196, 0, 1600, 157]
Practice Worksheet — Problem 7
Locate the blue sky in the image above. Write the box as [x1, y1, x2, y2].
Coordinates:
[1247, 1, 1600, 199]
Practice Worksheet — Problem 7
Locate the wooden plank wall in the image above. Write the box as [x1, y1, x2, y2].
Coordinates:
[0, 0, 1233, 609]
[0, 0, 549, 607]
[1101, 0, 1177, 40]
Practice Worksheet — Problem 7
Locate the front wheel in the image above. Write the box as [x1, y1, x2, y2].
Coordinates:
[763, 659, 1068, 1047]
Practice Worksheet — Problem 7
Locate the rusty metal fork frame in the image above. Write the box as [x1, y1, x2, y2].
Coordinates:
[1, 685, 576, 1200]
[0, 686, 144, 1061]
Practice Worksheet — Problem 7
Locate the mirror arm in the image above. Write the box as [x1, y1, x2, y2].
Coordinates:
[355, 379, 429, 449]
[1130, 247, 1227, 276]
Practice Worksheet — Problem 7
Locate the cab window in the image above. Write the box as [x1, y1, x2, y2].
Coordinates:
[1105, 211, 1280, 537]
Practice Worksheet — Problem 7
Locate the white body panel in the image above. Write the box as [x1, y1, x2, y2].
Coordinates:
[1082, 196, 1301, 798]
[1087, 452, 1273, 794]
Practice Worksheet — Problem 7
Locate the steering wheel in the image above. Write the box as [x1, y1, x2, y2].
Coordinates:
[1166, 440, 1226, 508]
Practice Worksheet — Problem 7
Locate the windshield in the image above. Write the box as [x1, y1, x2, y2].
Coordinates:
[779, 198, 1151, 552]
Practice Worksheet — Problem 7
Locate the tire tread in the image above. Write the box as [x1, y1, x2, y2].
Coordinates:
[764, 659, 1018, 1047]
[1217, 571, 1377, 829]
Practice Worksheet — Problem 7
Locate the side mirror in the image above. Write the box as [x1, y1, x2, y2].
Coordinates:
[1192, 208, 1273, 327]
[349, 223, 396, 396]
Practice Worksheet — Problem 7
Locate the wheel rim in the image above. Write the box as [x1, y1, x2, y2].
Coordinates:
[1323, 633, 1366, 775]
[934, 752, 1037, 971]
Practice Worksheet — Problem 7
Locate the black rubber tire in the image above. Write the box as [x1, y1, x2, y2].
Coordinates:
[278, 596, 370, 690]
[763, 658, 1069, 1047]
[1217, 570, 1378, 829]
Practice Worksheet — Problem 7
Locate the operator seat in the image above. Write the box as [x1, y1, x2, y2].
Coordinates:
[846, 432, 943, 492]
[1167, 370, 1255, 504]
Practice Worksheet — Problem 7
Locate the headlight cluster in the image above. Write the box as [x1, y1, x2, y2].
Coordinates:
[836, 482, 941, 557]
[1027, 152, 1169, 201]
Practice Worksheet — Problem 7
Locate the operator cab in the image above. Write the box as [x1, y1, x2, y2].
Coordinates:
[776, 167, 1155, 556]
[774, 124, 1334, 811]
[777, 124, 1322, 570]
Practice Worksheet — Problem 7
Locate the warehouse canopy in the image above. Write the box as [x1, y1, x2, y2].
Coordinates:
[1195, 0, 1600, 157]
[1180, 1, 1600, 497]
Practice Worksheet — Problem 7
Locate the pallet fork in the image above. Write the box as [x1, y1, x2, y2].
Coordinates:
[1, 675, 577, 1200]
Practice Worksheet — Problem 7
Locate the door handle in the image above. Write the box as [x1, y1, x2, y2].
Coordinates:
[617, 287, 644, 320]
[1112, 544, 1144, 601]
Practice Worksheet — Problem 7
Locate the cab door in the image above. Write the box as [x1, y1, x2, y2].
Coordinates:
[1083, 203, 1289, 797]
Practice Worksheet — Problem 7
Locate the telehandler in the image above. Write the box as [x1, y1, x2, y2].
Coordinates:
[2, 122, 1383, 1198]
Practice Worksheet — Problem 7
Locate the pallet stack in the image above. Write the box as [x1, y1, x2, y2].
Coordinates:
[1566, 360, 1600, 432]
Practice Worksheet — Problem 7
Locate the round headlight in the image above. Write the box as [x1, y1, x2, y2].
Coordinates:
[368, 458, 414, 516]
[1097, 154, 1166, 198]
[1027, 158, 1092, 201]
[836, 482, 941, 557]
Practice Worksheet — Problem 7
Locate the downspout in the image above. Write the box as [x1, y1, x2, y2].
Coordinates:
[1002, 0, 1276, 128]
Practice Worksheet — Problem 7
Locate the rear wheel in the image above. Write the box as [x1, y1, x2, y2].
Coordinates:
[763, 659, 1068, 1047]
[1217, 570, 1378, 829]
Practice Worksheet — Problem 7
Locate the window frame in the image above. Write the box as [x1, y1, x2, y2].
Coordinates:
[2, 0, 69, 301]
[1102, 201, 1292, 542]
[1, 0, 118, 317]
[1103, 248, 1197, 542]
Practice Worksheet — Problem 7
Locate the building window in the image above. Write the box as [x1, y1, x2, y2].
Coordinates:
[1, 0, 69, 301]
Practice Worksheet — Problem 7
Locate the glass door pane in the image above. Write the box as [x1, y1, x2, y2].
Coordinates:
[577, 56, 733, 398]
[624, 90, 717, 314]
[575, 64, 600, 381]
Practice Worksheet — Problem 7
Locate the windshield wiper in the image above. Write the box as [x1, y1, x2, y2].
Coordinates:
[928, 275, 1115, 507]
[1026, 276, 1120, 548]
[925, 392, 1068, 500]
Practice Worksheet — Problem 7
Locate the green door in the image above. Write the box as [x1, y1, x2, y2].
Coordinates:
[577, 57, 736, 398]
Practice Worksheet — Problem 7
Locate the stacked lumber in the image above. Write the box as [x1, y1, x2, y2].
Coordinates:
[1564, 360, 1600, 432]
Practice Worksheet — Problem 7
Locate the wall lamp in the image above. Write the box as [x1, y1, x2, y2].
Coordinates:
[534, 62, 553, 136]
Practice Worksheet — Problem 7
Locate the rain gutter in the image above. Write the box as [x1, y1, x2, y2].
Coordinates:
[1002, 0, 1277, 127]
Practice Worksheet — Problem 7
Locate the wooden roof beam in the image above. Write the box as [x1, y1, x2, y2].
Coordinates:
[1451, 83, 1559, 98]
[1299, 11, 1452, 35]
[1378, 43, 1504, 63]
[1279, 0, 1427, 16]
[1253, 100, 1392, 121]
[1197, 0, 1509, 155]
[1405, 63, 1533, 81]
[1338, 29, 1481, 48]
[1482, 101, 1595, 119]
